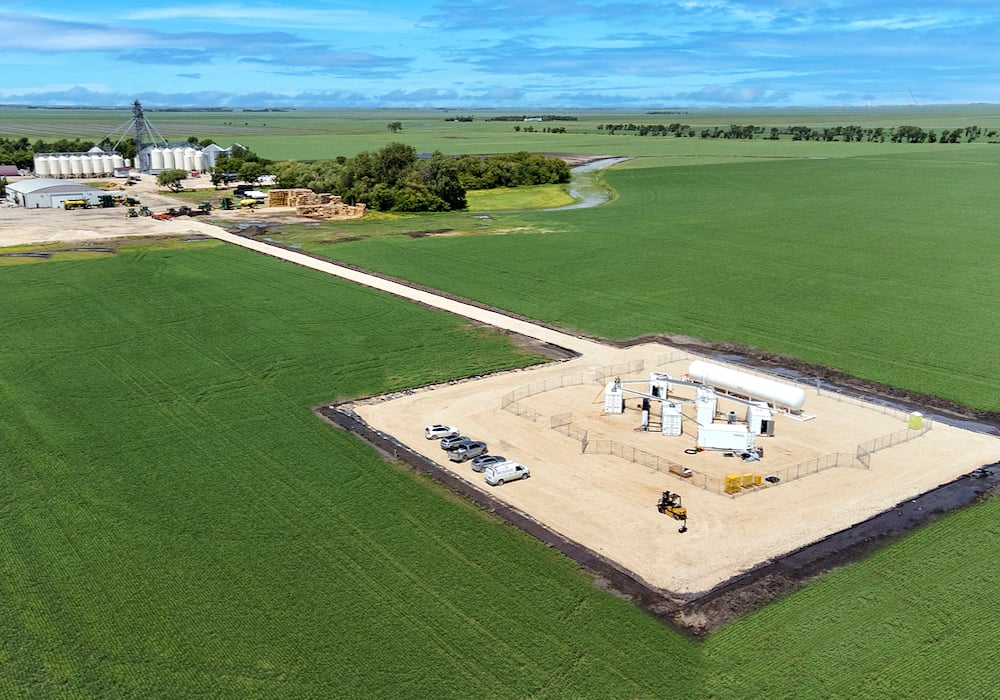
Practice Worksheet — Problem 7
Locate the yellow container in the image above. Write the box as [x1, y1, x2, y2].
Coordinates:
[908, 411, 924, 429]
[742, 473, 754, 488]
[753, 473, 763, 486]
[725, 473, 742, 494]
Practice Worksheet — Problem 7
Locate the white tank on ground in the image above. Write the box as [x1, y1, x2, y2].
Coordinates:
[58, 154, 72, 177]
[80, 155, 94, 176]
[68, 155, 83, 177]
[34, 155, 50, 177]
[194, 151, 204, 172]
[161, 148, 176, 170]
[183, 147, 196, 171]
[150, 148, 165, 171]
[688, 360, 806, 410]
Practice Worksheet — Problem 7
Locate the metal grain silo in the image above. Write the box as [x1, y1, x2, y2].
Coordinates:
[69, 155, 83, 177]
[80, 155, 95, 176]
[58, 154, 72, 178]
[150, 148, 165, 171]
[112, 154, 125, 171]
[34, 155, 51, 177]
[182, 147, 196, 172]
[193, 150, 204, 172]
[101, 154, 114, 175]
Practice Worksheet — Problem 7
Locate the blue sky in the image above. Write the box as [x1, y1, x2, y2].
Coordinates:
[1, 1, 998, 108]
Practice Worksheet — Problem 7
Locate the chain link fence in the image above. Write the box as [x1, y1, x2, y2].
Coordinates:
[856, 421, 932, 468]
[593, 359, 645, 384]
[501, 375, 589, 421]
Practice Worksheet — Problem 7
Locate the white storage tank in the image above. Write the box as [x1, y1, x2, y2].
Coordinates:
[80, 155, 94, 176]
[183, 147, 196, 171]
[34, 155, 50, 177]
[101, 154, 114, 175]
[162, 148, 176, 170]
[150, 148, 165, 171]
[68, 155, 83, 177]
[194, 151, 204, 172]
[688, 360, 806, 410]
[112, 154, 125, 171]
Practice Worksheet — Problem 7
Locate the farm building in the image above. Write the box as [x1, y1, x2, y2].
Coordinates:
[5, 178, 105, 209]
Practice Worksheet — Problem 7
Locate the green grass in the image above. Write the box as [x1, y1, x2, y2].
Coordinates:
[305, 148, 1000, 412]
[705, 496, 1000, 698]
[0, 244, 707, 697]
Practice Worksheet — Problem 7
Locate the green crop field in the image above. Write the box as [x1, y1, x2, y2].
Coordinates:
[3, 107, 1000, 696]
[0, 244, 712, 697]
[3, 240, 1000, 698]
[303, 146, 1000, 413]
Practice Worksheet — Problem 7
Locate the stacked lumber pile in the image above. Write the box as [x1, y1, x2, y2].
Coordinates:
[266, 188, 367, 219]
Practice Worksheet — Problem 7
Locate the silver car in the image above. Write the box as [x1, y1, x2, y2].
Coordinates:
[449, 441, 487, 463]
[470, 454, 506, 473]
[440, 435, 471, 450]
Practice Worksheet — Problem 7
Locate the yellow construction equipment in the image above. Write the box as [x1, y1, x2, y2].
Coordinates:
[656, 491, 688, 533]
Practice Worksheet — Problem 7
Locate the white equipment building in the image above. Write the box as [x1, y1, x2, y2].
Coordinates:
[5, 178, 105, 209]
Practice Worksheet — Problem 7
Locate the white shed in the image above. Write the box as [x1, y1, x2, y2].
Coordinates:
[6, 178, 104, 209]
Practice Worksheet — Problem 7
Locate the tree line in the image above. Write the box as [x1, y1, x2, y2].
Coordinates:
[270, 144, 570, 213]
[598, 123, 996, 143]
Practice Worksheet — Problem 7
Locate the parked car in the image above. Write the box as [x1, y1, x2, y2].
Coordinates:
[484, 461, 530, 486]
[440, 435, 471, 450]
[448, 441, 487, 462]
[470, 454, 506, 473]
[425, 424, 459, 440]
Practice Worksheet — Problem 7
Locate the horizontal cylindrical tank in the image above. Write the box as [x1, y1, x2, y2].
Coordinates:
[35, 155, 50, 177]
[688, 360, 806, 410]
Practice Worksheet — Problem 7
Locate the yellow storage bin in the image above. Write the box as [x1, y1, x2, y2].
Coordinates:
[753, 473, 763, 486]
[724, 473, 742, 494]
[742, 473, 754, 487]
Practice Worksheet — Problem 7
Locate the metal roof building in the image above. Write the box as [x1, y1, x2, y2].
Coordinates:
[6, 178, 104, 209]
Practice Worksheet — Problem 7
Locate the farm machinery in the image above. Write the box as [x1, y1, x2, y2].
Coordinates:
[657, 491, 688, 533]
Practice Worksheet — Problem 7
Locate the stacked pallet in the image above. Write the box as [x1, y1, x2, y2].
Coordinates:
[296, 201, 367, 220]
[267, 188, 322, 207]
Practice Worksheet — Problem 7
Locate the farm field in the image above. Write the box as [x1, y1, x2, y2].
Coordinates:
[305, 147, 1000, 413]
[3, 240, 999, 697]
[0, 244, 713, 696]
[3, 106, 1000, 696]
[5, 104, 1000, 161]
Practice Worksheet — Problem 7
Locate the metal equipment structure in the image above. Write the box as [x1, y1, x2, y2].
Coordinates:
[104, 100, 168, 174]
[656, 491, 688, 533]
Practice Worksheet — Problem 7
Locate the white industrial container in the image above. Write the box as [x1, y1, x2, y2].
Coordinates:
[80, 155, 94, 176]
[695, 386, 717, 426]
[746, 402, 775, 435]
[112, 154, 125, 171]
[58, 154, 71, 177]
[193, 151, 204, 172]
[688, 360, 806, 410]
[68, 155, 83, 177]
[697, 424, 756, 451]
[661, 402, 683, 436]
[101, 154, 114, 175]
[183, 147, 196, 171]
[604, 381, 625, 414]
[34, 155, 50, 177]
[163, 148, 177, 170]
[649, 372, 672, 400]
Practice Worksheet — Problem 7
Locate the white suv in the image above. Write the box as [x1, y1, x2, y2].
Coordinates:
[425, 424, 459, 440]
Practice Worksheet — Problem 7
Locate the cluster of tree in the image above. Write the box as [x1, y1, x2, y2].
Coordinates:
[452, 151, 570, 190]
[513, 125, 568, 134]
[485, 115, 579, 122]
[599, 123, 696, 137]
[273, 143, 466, 212]
[445, 116, 475, 122]
[598, 123, 995, 143]
[270, 144, 571, 212]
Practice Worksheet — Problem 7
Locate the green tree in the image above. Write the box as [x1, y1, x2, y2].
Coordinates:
[238, 161, 266, 185]
[156, 169, 188, 192]
[387, 121, 403, 133]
